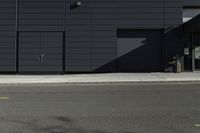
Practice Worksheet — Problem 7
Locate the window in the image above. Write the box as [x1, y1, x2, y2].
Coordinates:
[183, 9, 200, 22]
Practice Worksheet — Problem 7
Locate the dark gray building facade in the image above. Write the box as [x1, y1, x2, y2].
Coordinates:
[0, 0, 197, 73]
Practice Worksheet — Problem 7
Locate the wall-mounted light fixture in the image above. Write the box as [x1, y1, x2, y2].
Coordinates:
[70, 1, 82, 9]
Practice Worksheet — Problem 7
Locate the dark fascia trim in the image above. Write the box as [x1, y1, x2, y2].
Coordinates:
[183, 6, 200, 9]
[116, 26, 163, 30]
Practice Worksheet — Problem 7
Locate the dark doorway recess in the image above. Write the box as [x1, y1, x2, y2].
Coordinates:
[117, 29, 163, 72]
[194, 34, 200, 70]
[18, 32, 63, 73]
[184, 34, 193, 71]
[184, 33, 200, 71]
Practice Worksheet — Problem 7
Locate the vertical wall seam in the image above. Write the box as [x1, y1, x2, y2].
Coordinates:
[162, 0, 166, 30]
[15, 0, 19, 72]
[163, 0, 166, 71]
[90, 1, 92, 72]
[63, 0, 67, 73]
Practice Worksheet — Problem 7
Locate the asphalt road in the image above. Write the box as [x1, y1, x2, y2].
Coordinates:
[0, 82, 200, 133]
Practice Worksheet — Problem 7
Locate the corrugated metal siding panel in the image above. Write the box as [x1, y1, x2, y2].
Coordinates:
[18, 0, 65, 31]
[0, 0, 16, 72]
[184, 0, 200, 7]
[165, 1, 183, 26]
[66, 0, 182, 72]
[66, 0, 91, 72]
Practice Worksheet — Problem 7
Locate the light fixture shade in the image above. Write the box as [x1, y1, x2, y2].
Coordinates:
[75, 1, 82, 6]
[70, 1, 82, 9]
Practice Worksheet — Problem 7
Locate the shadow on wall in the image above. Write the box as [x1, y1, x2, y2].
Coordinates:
[164, 25, 184, 72]
[94, 30, 163, 72]
[0, 116, 135, 133]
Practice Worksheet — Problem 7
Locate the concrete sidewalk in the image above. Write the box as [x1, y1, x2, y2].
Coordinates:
[0, 73, 200, 84]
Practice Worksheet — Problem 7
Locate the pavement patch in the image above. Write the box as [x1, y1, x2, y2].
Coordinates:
[194, 124, 200, 127]
[0, 97, 10, 100]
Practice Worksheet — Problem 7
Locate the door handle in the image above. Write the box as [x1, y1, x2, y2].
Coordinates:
[37, 57, 40, 62]
[40, 54, 45, 63]
[37, 54, 45, 63]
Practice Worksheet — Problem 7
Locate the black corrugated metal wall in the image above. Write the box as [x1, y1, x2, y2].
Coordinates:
[0, 0, 183, 73]
[0, 0, 16, 71]
[66, 0, 183, 72]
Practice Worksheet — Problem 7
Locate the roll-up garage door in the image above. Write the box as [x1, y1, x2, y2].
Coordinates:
[117, 29, 163, 72]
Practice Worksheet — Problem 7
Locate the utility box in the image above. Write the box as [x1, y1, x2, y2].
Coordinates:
[175, 60, 182, 73]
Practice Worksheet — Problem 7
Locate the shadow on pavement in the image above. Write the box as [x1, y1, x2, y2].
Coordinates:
[0, 116, 135, 133]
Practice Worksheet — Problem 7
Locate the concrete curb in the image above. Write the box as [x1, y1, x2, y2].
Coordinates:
[1, 81, 200, 85]
[0, 73, 200, 84]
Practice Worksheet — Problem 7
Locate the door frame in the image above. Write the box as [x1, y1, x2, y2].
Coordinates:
[185, 32, 200, 72]
[191, 33, 200, 71]
[17, 31, 65, 74]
